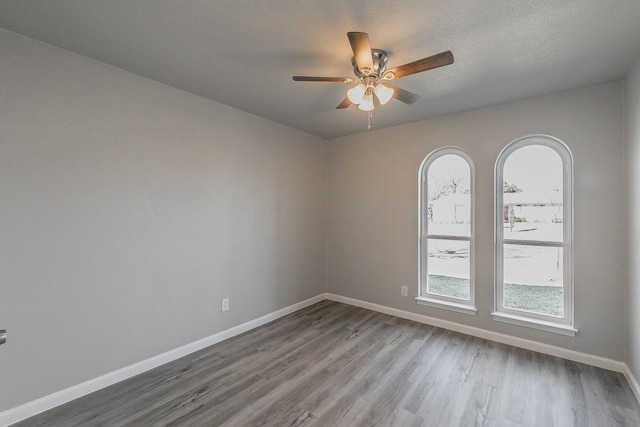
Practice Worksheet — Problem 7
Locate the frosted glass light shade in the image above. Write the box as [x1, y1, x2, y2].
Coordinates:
[347, 84, 366, 104]
[374, 84, 394, 105]
[358, 92, 374, 111]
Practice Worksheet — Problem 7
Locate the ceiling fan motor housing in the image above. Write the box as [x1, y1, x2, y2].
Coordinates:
[352, 48, 389, 78]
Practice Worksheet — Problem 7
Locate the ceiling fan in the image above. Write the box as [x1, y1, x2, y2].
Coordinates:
[293, 32, 454, 112]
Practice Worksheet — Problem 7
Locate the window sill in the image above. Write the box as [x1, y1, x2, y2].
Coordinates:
[415, 297, 477, 315]
[491, 312, 577, 337]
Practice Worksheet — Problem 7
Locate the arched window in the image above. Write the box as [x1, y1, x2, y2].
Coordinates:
[493, 135, 576, 335]
[418, 147, 475, 315]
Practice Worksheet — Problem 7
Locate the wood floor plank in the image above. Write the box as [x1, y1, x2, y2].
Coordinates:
[279, 321, 401, 422]
[13, 301, 640, 427]
[224, 317, 401, 426]
[163, 327, 353, 426]
[220, 329, 357, 426]
[312, 330, 428, 425]
[456, 380, 497, 427]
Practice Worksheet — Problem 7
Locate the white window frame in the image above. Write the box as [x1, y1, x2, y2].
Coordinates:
[493, 134, 577, 336]
[417, 146, 476, 315]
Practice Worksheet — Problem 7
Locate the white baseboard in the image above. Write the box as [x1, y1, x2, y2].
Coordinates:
[325, 293, 627, 373]
[0, 294, 326, 427]
[624, 364, 640, 404]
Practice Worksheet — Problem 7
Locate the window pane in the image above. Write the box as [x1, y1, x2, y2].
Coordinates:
[427, 154, 471, 237]
[503, 244, 564, 317]
[427, 239, 470, 300]
[502, 145, 563, 243]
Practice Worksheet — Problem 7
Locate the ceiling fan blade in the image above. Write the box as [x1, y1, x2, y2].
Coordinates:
[387, 51, 454, 79]
[336, 97, 352, 109]
[293, 76, 355, 83]
[386, 83, 420, 104]
[347, 32, 374, 73]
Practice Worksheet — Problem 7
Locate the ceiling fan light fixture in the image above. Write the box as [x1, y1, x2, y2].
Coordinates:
[347, 84, 366, 104]
[374, 83, 394, 105]
[358, 88, 374, 111]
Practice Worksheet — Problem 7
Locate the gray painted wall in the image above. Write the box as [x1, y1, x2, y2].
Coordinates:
[327, 82, 626, 360]
[0, 29, 327, 411]
[626, 56, 640, 386]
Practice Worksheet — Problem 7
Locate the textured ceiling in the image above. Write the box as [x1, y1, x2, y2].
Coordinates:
[1, 0, 640, 139]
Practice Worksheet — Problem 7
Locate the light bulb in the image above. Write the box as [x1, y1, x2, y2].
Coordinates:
[347, 84, 366, 104]
[374, 84, 394, 105]
[358, 90, 374, 112]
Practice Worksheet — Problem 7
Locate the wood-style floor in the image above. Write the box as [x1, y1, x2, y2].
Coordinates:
[14, 300, 640, 426]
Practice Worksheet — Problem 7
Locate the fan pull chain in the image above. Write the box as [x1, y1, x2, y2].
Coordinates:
[367, 111, 372, 130]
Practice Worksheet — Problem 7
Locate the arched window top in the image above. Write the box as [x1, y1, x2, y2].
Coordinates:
[496, 134, 573, 173]
[419, 146, 475, 177]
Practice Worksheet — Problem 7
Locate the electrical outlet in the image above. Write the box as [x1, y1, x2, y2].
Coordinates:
[401, 286, 408, 297]
[221, 298, 229, 312]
